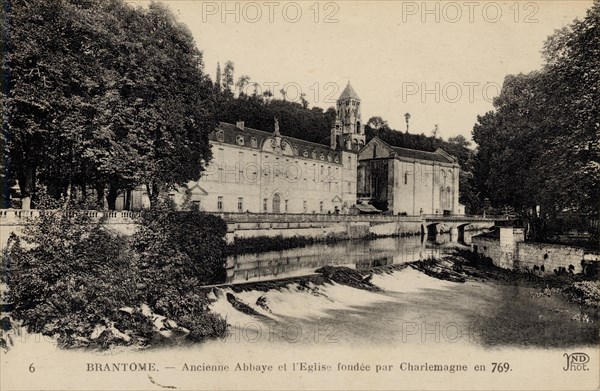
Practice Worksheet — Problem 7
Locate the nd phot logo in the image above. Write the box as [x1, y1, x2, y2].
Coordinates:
[563, 352, 590, 371]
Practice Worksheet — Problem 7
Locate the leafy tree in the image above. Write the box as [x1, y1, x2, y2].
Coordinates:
[472, 1, 599, 239]
[215, 62, 222, 93]
[2, 0, 216, 209]
[235, 75, 251, 96]
[221, 60, 234, 94]
[366, 116, 389, 130]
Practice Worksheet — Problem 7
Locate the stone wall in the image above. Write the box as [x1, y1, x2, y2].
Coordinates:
[517, 242, 589, 274]
[472, 230, 599, 275]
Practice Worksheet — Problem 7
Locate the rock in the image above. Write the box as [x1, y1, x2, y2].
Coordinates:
[226, 293, 261, 315]
[315, 266, 381, 291]
[255, 296, 271, 313]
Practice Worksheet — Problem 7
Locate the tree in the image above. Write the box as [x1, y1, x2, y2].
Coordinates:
[215, 62, 222, 93]
[471, 1, 599, 239]
[221, 60, 234, 93]
[2, 0, 217, 209]
[235, 75, 251, 96]
[366, 116, 389, 130]
[299, 93, 309, 109]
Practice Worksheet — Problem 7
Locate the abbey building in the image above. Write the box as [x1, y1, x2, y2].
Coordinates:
[120, 82, 463, 215]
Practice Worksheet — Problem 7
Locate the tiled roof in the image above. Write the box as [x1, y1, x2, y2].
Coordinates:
[210, 122, 343, 164]
[339, 82, 360, 100]
[390, 146, 454, 163]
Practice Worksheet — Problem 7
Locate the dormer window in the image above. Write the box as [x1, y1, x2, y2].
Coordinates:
[327, 154, 332, 162]
[312, 150, 317, 159]
[236, 135, 245, 146]
[250, 137, 257, 148]
[320, 153, 325, 161]
[216, 130, 224, 142]
[293, 146, 299, 155]
[303, 149, 309, 157]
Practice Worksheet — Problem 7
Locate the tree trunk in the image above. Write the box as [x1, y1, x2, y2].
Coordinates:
[146, 181, 166, 209]
[19, 165, 36, 209]
[107, 180, 119, 211]
[95, 184, 105, 210]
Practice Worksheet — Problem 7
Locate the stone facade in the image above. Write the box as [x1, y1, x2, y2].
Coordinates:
[183, 120, 358, 214]
[357, 137, 463, 215]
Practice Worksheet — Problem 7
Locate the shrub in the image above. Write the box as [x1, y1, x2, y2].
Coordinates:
[564, 281, 600, 308]
[3, 209, 147, 345]
[3, 203, 230, 348]
[132, 204, 228, 339]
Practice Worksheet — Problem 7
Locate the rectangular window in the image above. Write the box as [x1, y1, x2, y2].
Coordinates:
[237, 197, 243, 212]
[319, 201, 324, 213]
[192, 200, 201, 211]
[284, 199, 289, 213]
[217, 196, 223, 212]
[263, 198, 268, 212]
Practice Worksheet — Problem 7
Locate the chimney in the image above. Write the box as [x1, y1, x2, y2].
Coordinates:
[236, 121, 245, 130]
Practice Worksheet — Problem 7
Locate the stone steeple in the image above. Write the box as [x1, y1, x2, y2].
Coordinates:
[330, 81, 366, 151]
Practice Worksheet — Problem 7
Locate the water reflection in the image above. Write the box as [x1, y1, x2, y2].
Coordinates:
[226, 231, 483, 283]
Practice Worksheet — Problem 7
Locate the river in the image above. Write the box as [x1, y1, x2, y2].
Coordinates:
[226, 231, 480, 283]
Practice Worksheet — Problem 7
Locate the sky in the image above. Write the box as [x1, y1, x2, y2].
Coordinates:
[130, 0, 592, 142]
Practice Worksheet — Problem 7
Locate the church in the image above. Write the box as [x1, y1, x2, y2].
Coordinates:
[357, 137, 464, 215]
[118, 82, 463, 215]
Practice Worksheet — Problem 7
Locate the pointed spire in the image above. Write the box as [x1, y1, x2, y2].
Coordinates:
[339, 81, 360, 100]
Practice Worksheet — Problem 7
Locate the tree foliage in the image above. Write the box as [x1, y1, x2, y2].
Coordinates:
[472, 1, 599, 235]
[2, 0, 216, 209]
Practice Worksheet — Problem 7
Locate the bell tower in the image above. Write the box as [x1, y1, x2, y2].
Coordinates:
[330, 81, 366, 151]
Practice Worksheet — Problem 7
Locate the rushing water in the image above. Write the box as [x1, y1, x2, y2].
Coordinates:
[226, 231, 481, 283]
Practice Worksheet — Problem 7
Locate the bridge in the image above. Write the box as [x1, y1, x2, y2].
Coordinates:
[420, 214, 506, 238]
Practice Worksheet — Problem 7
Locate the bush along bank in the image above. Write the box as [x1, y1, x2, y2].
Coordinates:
[0, 204, 230, 350]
